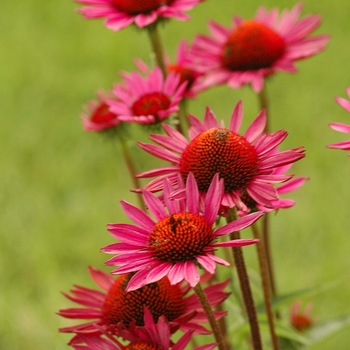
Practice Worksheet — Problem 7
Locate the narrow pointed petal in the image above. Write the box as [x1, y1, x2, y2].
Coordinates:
[229, 100, 243, 133]
[215, 212, 264, 236]
[244, 109, 266, 143]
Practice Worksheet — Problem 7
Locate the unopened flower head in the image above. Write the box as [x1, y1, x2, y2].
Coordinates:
[190, 3, 330, 92]
[103, 173, 262, 290]
[137, 101, 305, 211]
[327, 87, 350, 156]
[58, 266, 230, 340]
[108, 67, 186, 125]
[74, 0, 201, 31]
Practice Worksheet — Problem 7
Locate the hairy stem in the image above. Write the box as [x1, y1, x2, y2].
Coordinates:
[193, 282, 229, 350]
[227, 208, 262, 350]
[252, 223, 279, 350]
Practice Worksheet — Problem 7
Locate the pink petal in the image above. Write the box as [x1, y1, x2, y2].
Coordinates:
[244, 109, 266, 143]
[229, 100, 243, 133]
[121, 200, 155, 230]
[215, 212, 264, 236]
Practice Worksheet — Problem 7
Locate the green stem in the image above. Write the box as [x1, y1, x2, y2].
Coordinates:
[263, 213, 277, 297]
[252, 223, 279, 350]
[178, 98, 189, 129]
[257, 86, 278, 300]
[146, 22, 184, 134]
[193, 282, 229, 350]
[147, 23, 167, 78]
[227, 209, 262, 350]
[119, 137, 145, 210]
[257, 86, 269, 133]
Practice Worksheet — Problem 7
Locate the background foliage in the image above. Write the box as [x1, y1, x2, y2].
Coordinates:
[1, 1, 350, 349]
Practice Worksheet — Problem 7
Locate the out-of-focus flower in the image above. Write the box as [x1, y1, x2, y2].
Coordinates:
[167, 40, 203, 98]
[290, 301, 314, 332]
[81, 90, 121, 132]
[328, 87, 350, 156]
[137, 101, 305, 211]
[107, 67, 186, 125]
[74, 0, 201, 31]
[58, 266, 230, 341]
[190, 3, 330, 93]
[103, 173, 262, 290]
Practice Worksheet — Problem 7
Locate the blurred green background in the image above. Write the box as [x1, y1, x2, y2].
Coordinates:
[1, 0, 350, 349]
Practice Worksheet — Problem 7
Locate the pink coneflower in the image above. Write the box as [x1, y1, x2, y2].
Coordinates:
[74, 0, 201, 31]
[137, 101, 305, 211]
[81, 90, 121, 131]
[190, 3, 329, 92]
[68, 308, 216, 350]
[58, 266, 230, 340]
[327, 87, 350, 156]
[103, 173, 262, 291]
[107, 67, 186, 125]
[290, 301, 314, 332]
[167, 40, 203, 98]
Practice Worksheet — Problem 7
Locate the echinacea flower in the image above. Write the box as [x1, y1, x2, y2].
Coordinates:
[107, 67, 186, 125]
[290, 301, 314, 332]
[327, 87, 350, 156]
[103, 173, 262, 290]
[58, 266, 230, 339]
[167, 40, 203, 98]
[190, 3, 329, 92]
[68, 308, 216, 350]
[81, 90, 121, 131]
[74, 0, 201, 31]
[137, 101, 305, 211]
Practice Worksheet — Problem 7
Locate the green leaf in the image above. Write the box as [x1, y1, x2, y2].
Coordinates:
[258, 314, 310, 346]
[305, 314, 350, 347]
[256, 280, 340, 313]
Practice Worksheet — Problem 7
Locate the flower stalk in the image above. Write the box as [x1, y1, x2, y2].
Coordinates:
[147, 23, 167, 78]
[119, 136, 145, 210]
[252, 222, 279, 350]
[257, 86, 278, 299]
[227, 208, 262, 350]
[193, 282, 229, 350]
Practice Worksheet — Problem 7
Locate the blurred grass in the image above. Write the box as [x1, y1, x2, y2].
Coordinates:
[1, 0, 350, 349]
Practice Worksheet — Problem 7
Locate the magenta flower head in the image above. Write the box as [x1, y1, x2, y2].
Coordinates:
[190, 3, 330, 92]
[167, 40, 204, 98]
[68, 307, 216, 350]
[74, 0, 201, 31]
[81, 90, 122, 132]
[327, 87, 350, 156]
[102, 173, 262, 291]
[58, 267, 230, 340]
[107, 67, 186, 125]
[137, 101, 305, 211]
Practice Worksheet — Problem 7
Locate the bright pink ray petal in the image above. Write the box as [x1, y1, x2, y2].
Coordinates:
[137, 142, 181, 163]
[186, 172, 199, 214]
[229, 100, 243, 133]
[120, 200, 155, 230]
[244, 109, 266, 143]
[143, 190, 167, 220]
[204, 174, 223, 225]
[215, 212, 263, 236]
